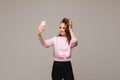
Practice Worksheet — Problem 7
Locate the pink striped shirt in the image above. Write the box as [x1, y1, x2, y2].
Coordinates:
[42, 36, 78, 62]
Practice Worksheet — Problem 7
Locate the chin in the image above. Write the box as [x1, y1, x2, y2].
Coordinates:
[61, 34, 66, 36]
[60, 33, 63, 35]
[59, 32, 66, 36]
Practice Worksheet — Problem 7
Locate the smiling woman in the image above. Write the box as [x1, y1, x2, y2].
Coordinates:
[37, 18, 78, 80]
[58, 18, 72, 44]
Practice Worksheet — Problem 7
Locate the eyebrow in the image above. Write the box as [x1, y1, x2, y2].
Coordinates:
[59, 26, 66, 29]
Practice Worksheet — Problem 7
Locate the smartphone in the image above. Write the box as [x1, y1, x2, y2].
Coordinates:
[40, 21, 46, 26]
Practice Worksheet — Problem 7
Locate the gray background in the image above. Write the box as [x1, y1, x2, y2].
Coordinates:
[0, 0, 120, 80]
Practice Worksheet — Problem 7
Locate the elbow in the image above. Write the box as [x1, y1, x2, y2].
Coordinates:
[75, 41, 78, 46]
[42, 43, 49, 48]
[70, 41, 78, 48]
[74, 41, 78, 47]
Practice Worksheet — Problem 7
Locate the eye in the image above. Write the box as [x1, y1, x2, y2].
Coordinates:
[59, 26, 62, 29]
[63, 27, 66, 29]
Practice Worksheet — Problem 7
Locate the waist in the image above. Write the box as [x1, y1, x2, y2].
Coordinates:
[54, 60, 71, 63]
[54, 57, 72, 62]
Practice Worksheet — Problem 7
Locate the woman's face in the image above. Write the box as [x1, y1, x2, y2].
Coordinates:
[59, 23, 67, 36]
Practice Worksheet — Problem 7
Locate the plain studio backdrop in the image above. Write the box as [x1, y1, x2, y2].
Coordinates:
[0, 0, 120, 80]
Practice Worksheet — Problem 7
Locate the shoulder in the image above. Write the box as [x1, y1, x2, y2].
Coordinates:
[51, 36, 66, 40]
[49, 36, 58, 41]
[52, 35, 61, 39]
[50, 36, 63, 42]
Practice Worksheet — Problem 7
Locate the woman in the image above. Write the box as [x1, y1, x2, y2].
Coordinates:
[38, 18, 78, 80]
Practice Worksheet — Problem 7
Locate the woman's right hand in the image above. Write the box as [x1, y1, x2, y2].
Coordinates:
[38, 26, 46, 34]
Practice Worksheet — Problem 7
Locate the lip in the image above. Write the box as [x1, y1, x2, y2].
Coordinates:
[60, 31, 64, 33]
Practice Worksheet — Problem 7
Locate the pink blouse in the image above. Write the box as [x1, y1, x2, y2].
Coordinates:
[42, 36, 78, 62]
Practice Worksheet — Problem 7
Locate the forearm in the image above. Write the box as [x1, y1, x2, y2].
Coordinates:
[38, 33, 45, 46]
[69, 27, 77, 39]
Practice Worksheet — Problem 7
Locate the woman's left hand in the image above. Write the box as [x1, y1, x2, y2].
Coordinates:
[69, 20, 72, 28]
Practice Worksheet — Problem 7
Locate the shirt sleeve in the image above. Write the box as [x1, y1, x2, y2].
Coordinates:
[42, 36, 55, 48]
[70, 38, 78, 48]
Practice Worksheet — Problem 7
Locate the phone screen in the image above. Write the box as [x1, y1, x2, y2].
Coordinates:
[40, 21, 46, 26]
